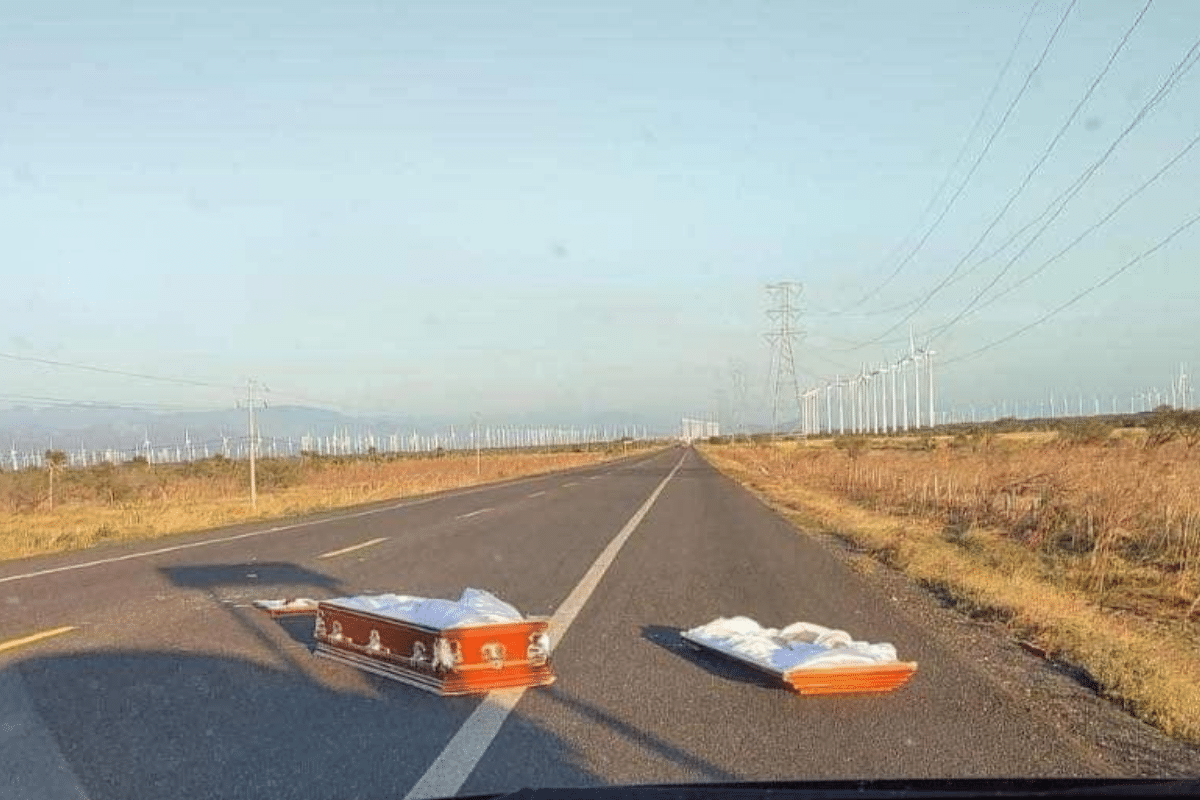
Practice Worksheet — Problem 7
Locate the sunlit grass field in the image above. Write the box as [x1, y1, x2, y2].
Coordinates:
[0, 444, 660, 563]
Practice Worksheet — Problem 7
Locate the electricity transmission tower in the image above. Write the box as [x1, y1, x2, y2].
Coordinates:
[764, 281, 804, 437]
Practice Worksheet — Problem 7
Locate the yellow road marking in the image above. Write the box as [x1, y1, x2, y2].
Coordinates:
[0, 625, 76, 655]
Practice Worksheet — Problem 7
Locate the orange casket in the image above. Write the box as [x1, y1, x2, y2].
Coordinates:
[679, 626, 916, 696]
[313, 599, 555, 696]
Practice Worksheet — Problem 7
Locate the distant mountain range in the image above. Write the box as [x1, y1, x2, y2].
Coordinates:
[0, 404, 673, 456]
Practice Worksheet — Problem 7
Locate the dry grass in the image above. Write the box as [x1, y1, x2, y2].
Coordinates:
[699, 438, 1200, 745]
[0, 446, 658, 563]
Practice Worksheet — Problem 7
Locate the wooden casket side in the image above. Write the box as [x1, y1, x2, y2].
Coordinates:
[783, 662, 918, 695]
[313, 601, 555, 695]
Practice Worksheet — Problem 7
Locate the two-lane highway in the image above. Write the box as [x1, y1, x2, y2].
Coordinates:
[1, 447, 1125, 799]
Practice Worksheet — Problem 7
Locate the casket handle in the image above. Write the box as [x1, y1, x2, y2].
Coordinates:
[410, 640, 428, 668]
[480, 642, 507, 670]
[527, 632, 550, 666]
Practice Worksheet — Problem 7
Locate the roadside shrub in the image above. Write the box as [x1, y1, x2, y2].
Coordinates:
[1057, 420, 1114, 446]
[1145, 408, 1200, 449]
[833, 436, 869, 460]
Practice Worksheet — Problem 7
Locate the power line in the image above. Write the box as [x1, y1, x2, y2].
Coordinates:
[842, 0, 1043, 310]
[927, 123, 1200, 344]
[0, 351, 239, 390]
[924, 0, 1152, 295]
[0, 393, 225, 412]
[0, 349, 366, 415]
[851, 6, 1198, 353]
[918, 26, 1200, 345]
[839, 0, 1080, 348]
[943, 204, 1200, 367]
[834, 0, 1073, 325]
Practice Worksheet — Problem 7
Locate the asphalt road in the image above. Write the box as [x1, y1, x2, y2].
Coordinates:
[0, 446, 1133, 799]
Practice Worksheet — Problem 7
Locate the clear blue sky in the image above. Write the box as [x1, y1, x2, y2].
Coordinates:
[2, 0, 1197, 427]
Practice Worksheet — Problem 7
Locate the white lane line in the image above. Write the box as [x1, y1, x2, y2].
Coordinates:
[526, 491, 546, 498]
[403, 450, 687, 800]
[0, 457, 670, 588]
[455, 508, 493, 520]
[562, 481, 579, 487]
[317, 537, 388, 560]
[0, 626, 77, 656]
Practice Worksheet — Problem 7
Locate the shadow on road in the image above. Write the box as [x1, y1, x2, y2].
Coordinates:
[158, 561, 350, 669]
[465, 681, 744, 792]
[539, 684, 744, 782]
[10, 648, 599, 800]
[160, 562, 345, 594]
[640, 624, 779, 691]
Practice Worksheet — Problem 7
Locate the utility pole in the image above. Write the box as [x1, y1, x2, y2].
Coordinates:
[474, 413, 481, 476]
[243, 379, 267, 510]
[764, 281, 804, 438]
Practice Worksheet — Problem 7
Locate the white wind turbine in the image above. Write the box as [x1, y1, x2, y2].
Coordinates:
[836, 376, 846, 434]
[824, 382, 834, 436]
[911, 333, 922, 430]
[892, 362, 902, 431]
[868, 368, 876, 435]
[883, 361, 893, 433]
[925, 347, 936, 428]
[853, 368, 864, 434]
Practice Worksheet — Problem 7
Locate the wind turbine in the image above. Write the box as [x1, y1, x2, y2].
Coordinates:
[852, 369, 861, 434]
[911, 333, 922, 429]
[883, 362, 893, 433]
[889, 362, 899, 434]
[866, 368, 875, 435]
[836, 376, 845, 435]
[925, 347, 935, 428]
[824, 382, 833, 436]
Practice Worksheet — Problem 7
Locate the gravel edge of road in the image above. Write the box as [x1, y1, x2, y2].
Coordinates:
[693, 447, 1200, 778]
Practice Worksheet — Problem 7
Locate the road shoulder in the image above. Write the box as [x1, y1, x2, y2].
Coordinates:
[694, 445, 1200, 777]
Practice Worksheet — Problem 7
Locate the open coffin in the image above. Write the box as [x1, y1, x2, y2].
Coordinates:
[680, 616, 916, 696]
[313, 588, 555, 695]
